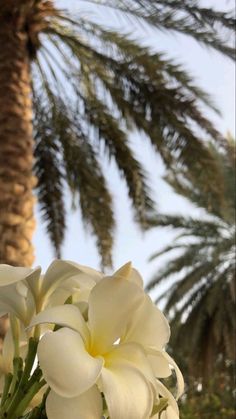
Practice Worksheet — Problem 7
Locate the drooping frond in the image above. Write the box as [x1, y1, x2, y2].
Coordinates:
[83, 0, 235, 60]
[147, 137, 236, 377]
[43, 19, 224, 150]
[163, 137, 236, 221]
[33, 95, 115, 267]
[51, 100, 115, 267]
[34, 97, 66, 258]
[82, 94, 154, 225]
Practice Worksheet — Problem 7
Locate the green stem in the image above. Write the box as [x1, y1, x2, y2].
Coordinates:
[0, 373, 13, 407]
[24, 366, 42, 392]
[19, 338, 38, 388]
[25, 387, 50, 419]
[1, 358, 23, 412]
[11, 358, 23, 394]
[0, 338, 39, 419]
[7, 379, 46, 419]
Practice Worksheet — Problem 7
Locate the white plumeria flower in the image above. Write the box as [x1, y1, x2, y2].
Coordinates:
[29, 263, 181, 419]
[0, 260, 101, 326]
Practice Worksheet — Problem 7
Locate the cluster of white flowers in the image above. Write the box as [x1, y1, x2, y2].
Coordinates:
[0, 260, 184, 419]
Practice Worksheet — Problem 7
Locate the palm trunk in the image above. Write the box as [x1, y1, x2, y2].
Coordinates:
[0, 4, 36, 343]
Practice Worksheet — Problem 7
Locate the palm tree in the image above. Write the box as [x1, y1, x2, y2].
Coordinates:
[146, 136, 235, 378]
[0, 0, 235, 269]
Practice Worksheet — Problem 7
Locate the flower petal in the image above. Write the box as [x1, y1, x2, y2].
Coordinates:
[0, 283, 35, 325]
[113, 262, 132, 280]
[129, 268, 144, 288]
[162, 353, 184, 400]
[114, 263, 144, 288]
[24, 270, 42, 304]
[63, 261, 103, 283]
[0, 266, 39, 323]
[122, 295, 170, 350]
[147, 349, 172, 378]
[46, 386, 103, 419]
[38, 328, 103, 397]
[40, 260, 102, 301]
[0, 265, 40, 287]
[101, 362, 153, 419]
[29, 305, 89, 343]
[152, 405, 179, 419]
[105, 342, 156, 386]
[88, 276, 144, 354]
[160, 406, 179, 419]
[156, 379, 179, 413]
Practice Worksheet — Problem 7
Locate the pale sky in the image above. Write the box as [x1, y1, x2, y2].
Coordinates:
[33, 0, 235, 288]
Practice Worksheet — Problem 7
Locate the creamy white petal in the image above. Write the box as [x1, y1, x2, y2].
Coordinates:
[156, 380, 179, 414]
[0, 284, 35, 325]
[63, 261, 103, 283]
[88, 277, 144, 354]
[57, 275, 96, 293]
[162, 353, 184, 400]
[114, 263, 144, 287]
[160, 406, 179, 419]
[129, 268, 144, 288]
[152, 406, 179, 419]
[101, 362, 153, 419]
[147, 349, 171, 378]
[46, 288, 72, 307]
[105, 342, 156, 386]
[0, 266, 39, 324]
[0, 265, 40, 287]
[38, 328, 103, 398]
[122, 295, 170, 349]
[113, 262, 132, 280]
[40, 260, 102, 301]
[48, 286, 92, 308]
[29, 305, 89, 343]
[24, 270, 42, 304]
[46, 386, 103, 419]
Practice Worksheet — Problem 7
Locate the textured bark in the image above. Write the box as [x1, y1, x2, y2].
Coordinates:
[0, 5, 37, 343]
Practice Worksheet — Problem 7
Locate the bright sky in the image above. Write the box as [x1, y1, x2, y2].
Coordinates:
[33, 0, 235, 287]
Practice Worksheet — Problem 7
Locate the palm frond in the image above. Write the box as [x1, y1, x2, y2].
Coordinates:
[147, 137, 236, 377]
[42, 19, 223, 173]
[34, 94, 115, 267]
[82, 0, 235, 60]
[19, 0, 233, 267]
[83, 94, 154, 224]
[34, 98, 66, 258]
[51, 100, 115, 267]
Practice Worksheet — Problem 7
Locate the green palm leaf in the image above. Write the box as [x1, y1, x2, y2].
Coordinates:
[147, 137, 236, 377]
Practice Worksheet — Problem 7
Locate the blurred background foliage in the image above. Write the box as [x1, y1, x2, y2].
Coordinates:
[180, 356, 235, 418]
[147, 135, 236, 416]
[147, 136, 235, 375]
